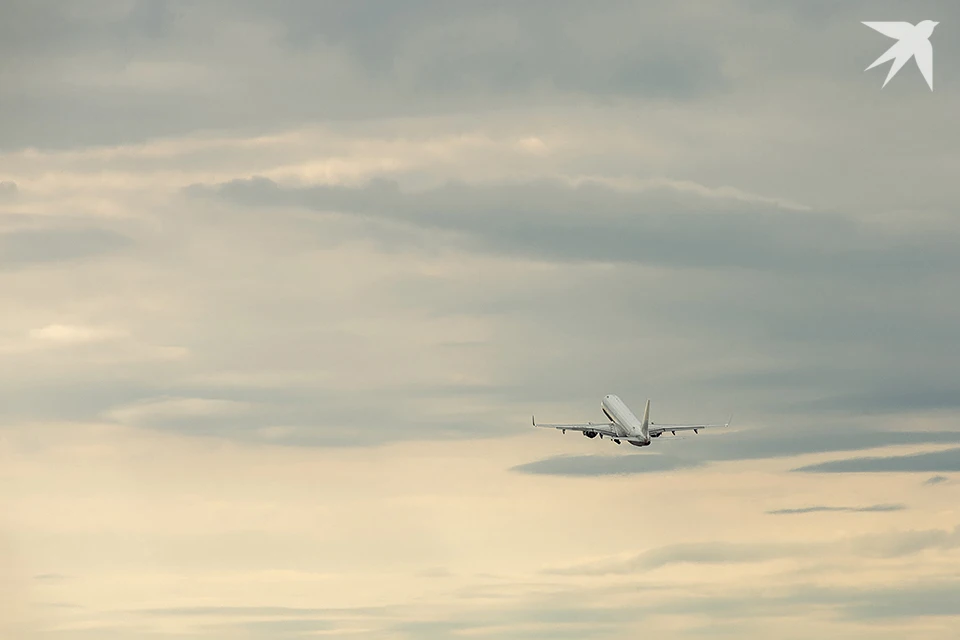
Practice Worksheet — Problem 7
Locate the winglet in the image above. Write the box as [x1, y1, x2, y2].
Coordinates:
[726, 413, 734, 427]
[532, 415, 536, 427]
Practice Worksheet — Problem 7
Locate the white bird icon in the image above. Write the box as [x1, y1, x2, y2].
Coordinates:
[862, 20, 938, 90]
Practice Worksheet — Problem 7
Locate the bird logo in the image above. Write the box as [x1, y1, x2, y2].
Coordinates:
[862, 20, 938, 90]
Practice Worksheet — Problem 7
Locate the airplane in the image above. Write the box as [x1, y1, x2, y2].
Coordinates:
[532, 394, 730, 447]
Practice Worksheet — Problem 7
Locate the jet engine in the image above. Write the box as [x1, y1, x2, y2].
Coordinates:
[583, 431, 597, 438]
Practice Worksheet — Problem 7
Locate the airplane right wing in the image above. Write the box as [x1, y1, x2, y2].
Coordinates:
[649, 416, 731, 437]
[532, 416, 621, 438]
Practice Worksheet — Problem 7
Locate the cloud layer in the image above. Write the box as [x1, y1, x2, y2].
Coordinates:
[3, 1, 960, 638]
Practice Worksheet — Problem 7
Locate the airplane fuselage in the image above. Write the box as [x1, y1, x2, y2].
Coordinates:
[600, 394, 651, 446]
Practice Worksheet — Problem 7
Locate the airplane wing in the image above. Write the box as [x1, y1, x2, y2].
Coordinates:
[649, 417, 732, 437]
[532, 416, 621, 438]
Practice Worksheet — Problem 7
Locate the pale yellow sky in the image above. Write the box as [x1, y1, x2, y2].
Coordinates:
[3, 420, 959, 638]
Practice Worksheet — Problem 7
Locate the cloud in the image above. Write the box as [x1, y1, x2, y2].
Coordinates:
[190, 176, 960, 280]
[657, 425, 960, 461]
[796, 387, 960, 415]
[642, 579, 960, 623]
[547, 541, 804, 576]
[39, 601, 398, 638]
[247, 1, 726, 96]
[516, 427, 960, 475]
[32, 573, 68, 582]
[139, 605, 389, 618]
[548, 524, 960, 576]
[389, 603, 638, 640]
[193, 173, 960, 431]
[381, 579, 960, 637]
[766, 503, 905, 515]
[0, 375, 515, 446]
[28, 324, 127, 345]
[510, 453, 703, 476]
[0, 1, 731, 150]
[924, 475, 949, 485]
[6, 416, 960, 639]
[3, 2, 960, 638]
[0, 227, 131, 270]
[648, 579, 960, 623]
[399, 576, 960, 633]
[216, 618, 335, 636]
[101, 396, 255, 427]
[0, 180, 16, 198]
[838, 581, 960, 620]
[794, 447, 960, 473]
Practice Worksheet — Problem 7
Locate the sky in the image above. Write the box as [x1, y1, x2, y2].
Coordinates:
[2, 0, 960, 638]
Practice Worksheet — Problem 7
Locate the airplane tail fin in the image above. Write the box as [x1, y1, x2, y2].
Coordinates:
[641, 399, 650, 438]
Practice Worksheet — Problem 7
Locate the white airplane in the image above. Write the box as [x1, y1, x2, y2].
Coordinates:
[532, 394, 730, 447]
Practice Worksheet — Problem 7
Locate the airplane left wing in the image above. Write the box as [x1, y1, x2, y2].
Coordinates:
[532, 416, 621, 438]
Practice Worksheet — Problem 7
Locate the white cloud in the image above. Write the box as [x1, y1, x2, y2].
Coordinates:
[28, 324, 126, 344]
[102, 397, 254, 427]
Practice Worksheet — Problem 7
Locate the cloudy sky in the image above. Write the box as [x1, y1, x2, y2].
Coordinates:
[2, 0, 960, 638]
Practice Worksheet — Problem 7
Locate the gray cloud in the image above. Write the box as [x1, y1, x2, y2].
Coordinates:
[140, 605, 389, 618]
[6, 0, 959, 153]
[0, 227, 132, 270]
[128, 600, 635, 640]
[2, 5, 958, 449]
[550, 525, 960, 576]
[515, 427, 960, 476]
[766, 504, 905, 515]
[32, 573, 68, 582]
[654, 426, 960, 462]
[216, 384, 507, 444]
[510, 452, 703, 476]
[0, 181, 16, 198]
[839, 582, 960, 620]
[629, 542, 804, 572]
[191, 176, 960, 280]
[374, 578, 960, 638]
[390, 603, 637, 640]
[793, 387, 960, 415]
[98, 574, 960, 638]
[0, 1, 730, 150]
[58, 605, 392, 640]
[647, 580, 960, 623]
[925, 475, 949, 485]
[255, 0, 726, 97]
[0, 378, 517, 446]
[188, 176, 960, 425]
[219, 618, 334, 636]
[6, 173, 957, 448]
[794, 447, 960, 473]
